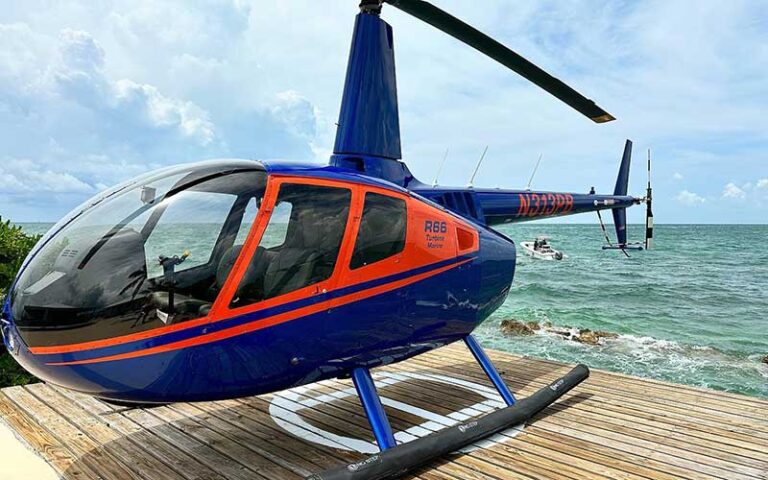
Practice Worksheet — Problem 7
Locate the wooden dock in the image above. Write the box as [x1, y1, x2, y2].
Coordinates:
[1, 343, 766, 480]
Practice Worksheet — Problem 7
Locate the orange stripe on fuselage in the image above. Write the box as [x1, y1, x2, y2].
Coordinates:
[46, 258, 473, 366]
[32, 174, 479, 357]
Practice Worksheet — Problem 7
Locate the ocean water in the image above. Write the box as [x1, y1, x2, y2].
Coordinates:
[482, 224, 768, 399]
[16, 223, 768, 399]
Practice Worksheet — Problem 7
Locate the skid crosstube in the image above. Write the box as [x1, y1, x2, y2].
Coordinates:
[309, 363, 590, 480]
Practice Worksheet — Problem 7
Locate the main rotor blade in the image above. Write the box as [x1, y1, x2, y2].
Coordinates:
[384, 0, 615, 123]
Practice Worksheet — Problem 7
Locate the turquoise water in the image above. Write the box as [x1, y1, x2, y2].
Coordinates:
[16, 223, 768, 399]
[482, 224, 768, 399]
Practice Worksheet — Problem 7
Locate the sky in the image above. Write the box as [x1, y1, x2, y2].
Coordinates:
[0, 0, 766, 223]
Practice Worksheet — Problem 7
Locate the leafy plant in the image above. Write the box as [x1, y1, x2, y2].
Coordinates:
[0, 217, 42, 386]
[0, 217, 41, 296]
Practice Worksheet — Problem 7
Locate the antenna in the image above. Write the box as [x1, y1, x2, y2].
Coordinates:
[467, 146, 488, 188]
[526, 153, 543, 190]
[432, 148, 449, 187]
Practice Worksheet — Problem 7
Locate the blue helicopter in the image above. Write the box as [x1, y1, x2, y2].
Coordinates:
[1, 1, 651, 478]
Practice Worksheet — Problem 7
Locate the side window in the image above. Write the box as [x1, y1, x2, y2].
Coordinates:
[258, 201, 292, 249]
[350, 192, 407, 269]
[231, 183, 351, 308]
[144, 192, 236, 278]
[233, 197, 260, 245]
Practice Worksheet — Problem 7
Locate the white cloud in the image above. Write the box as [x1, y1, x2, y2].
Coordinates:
[59, 29, 104, 73]
[0, 158, 94, 194]
[757, 179, 768, 190]
[722, 182, 746, 199]
[676, 190, 706, 206]
[673, 172, 684, 180]
[113, 79, 215, 145]
[50, 30, 216, 146]
[1, 1, 768, 222]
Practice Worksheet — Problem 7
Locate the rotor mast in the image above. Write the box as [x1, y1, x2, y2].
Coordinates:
[332, 2, 403, 159]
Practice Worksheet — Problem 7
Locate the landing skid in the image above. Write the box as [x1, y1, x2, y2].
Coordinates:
[308, 335, 589, 480]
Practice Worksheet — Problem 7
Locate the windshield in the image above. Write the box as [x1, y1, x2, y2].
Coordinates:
[11, 160, 266, 348]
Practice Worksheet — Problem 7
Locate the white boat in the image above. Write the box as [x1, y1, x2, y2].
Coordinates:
[520, 236, 564, 260]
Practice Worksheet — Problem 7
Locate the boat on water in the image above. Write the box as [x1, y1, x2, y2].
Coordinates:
[520, 236, 564, 260]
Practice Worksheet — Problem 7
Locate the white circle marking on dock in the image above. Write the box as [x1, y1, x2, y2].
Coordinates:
[269, 371, 524, 454]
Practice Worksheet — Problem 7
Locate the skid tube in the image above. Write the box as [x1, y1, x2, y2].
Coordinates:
[308, 337, 590, 480]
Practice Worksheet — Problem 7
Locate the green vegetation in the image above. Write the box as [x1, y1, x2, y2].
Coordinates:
[0, 217, 41, 386]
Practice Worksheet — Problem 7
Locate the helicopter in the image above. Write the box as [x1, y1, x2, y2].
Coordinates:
[1, 1, 650, 478]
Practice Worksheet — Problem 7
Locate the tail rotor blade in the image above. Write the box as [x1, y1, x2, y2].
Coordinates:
[645, 149, 654, 250]
[384, 0, 615, 123]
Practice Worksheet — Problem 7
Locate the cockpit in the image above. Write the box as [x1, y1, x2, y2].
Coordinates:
[10, 160, 268, 348]
[9, 159, 414, 351]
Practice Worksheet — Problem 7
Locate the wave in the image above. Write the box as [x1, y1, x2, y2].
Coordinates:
[489, 319, 768, 397]
[499, 319, 765, 366]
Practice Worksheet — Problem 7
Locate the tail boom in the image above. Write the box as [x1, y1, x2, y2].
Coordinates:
[475, 189, 639, 226]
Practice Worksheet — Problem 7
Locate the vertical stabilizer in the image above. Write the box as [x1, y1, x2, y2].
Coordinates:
[611, 140, 633, 247]
[614, 140, 633, 196]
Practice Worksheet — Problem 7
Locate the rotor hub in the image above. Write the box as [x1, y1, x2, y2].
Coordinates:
[359, 0, 382, 15]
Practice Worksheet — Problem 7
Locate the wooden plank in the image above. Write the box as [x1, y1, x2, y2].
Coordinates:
[423, 346, 768, 425]
[251, 385, 539, 480]
[0, 391, 84, 479]
[388, 355, 768, 467]
[282, 380, 648, 478]
[144, 403, 301, 480]
[501, 355, 768, 424]
[511, 352, 768, 408]
[168, 400, 316, 477]
[414, 350, 766, 461]
[190, 396, 362, 470]
[121, 407, 255, 480]
[1, 346, 766, 480]
[419, 348, 768, 438]
[302, 370, 692, 480]
[3, 386, 139, 480]
[48, 385, 228, 480]
[27, 383, 187, 480]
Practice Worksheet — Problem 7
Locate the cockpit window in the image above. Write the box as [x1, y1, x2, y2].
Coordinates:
[234, 197, 260, 246]
[230, 183, 351, 308]
[10, 160, 266, 348]
[144, 192, 237, 278]
[258, 201, 292, 249]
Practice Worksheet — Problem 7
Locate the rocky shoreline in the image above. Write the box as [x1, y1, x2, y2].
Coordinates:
[500, 319, 619, 346]
[500, 319, 768, 365]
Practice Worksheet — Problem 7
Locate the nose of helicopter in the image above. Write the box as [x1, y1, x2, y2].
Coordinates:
[1, 309, 39, 377]
[1, 300, 16, 352]
[1, 298, 64, 387]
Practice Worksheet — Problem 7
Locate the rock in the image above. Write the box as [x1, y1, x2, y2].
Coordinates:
[575, 329, 601, 345]
[500, 320, 535, 336]
[547, 326, 574, 339]
[573, 329, 619, 345]
[762, 355, 768, 365]
[595, 330, 619, 339]
[525, 321, 540, 331]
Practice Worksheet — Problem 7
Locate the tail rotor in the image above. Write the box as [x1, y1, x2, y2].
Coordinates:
[645, 149, 654, 250]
